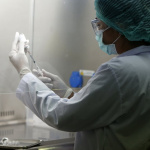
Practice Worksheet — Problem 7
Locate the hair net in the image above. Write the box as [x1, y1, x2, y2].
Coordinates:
[94, 0, 150, 43]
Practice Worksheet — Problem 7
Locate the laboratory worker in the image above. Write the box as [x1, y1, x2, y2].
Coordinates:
[9, 0, 150, 150]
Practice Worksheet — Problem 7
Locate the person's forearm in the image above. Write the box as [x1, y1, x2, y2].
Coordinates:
[68, 91, 74, 99]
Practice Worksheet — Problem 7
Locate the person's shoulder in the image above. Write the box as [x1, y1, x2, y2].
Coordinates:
[108, 55, 136, 68]
[108, 56, 127, 69]
[97, 56, 126, 71]
[97, 55, 136, 75]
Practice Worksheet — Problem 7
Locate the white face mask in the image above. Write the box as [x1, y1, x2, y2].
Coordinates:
[95, 29, 121, 55]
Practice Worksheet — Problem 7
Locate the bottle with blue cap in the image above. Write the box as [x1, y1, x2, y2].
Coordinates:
[69, 71, 83, 88]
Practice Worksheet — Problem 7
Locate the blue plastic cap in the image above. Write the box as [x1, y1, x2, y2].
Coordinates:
[69, 71, 83, 88]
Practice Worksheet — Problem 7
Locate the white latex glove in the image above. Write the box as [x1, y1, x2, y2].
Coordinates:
[33, 69, 73, 98]
[9, 32, 31, 78]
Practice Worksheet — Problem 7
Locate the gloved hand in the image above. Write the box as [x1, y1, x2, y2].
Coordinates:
[9, 32, 31, 78]
[33, 69, 73, 98]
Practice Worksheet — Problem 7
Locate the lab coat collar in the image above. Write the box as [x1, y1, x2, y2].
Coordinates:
[117, 45, 150, 57]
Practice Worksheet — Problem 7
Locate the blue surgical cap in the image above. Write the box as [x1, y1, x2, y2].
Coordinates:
[94, 0, 150, 43]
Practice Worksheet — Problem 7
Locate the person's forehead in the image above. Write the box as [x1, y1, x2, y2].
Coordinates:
[97, 19, 108, 28]
[96, 18, 107, 25]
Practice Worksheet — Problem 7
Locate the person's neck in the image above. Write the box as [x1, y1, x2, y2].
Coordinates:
[116, 37, 148, 54]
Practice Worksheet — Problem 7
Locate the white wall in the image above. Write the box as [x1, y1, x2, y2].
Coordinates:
[0, 0, 32, 93]
[0, 0, 33, 121]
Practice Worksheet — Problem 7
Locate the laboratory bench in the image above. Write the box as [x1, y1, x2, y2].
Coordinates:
[0, 123, 75, 150]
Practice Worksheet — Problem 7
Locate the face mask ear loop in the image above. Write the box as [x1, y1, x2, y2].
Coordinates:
[102, 27, 110, 33]
[112, 35, 121, 44]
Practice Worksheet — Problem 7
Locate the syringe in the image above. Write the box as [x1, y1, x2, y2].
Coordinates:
[27, 49, 43, 76]
[25, 47, 69, 91]
[19, 38, 43, 76]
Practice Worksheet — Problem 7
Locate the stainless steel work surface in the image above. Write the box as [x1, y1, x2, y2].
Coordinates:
[0, 123, 75, 149]
[28, 138, 74, 150]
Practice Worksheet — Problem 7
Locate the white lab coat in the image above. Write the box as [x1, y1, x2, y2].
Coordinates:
[16, 46, 150, 150]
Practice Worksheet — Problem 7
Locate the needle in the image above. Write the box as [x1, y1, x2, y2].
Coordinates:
[26, 49, 43, 76]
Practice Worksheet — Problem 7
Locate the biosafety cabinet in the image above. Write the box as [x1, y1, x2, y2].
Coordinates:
[0, 0, 113, 125]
